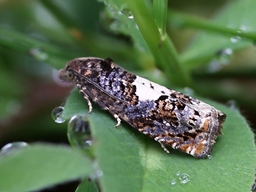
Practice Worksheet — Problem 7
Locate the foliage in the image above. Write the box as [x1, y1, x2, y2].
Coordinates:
[0, 0, 255, 192]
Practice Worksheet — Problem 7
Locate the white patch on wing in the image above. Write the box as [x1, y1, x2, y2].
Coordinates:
[132, 76, 173, 101]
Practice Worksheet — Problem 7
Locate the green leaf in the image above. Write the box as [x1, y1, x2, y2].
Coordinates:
[153, 0, 167, 37]
[62, 90, 255, 192]
[75, 179, 99, 192]
[0, 143, 93, 192]
[179, 0, 256, 67]
[0, 27, 82, 69]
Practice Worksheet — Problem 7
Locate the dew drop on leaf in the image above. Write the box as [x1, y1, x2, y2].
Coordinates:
[208, 48, 233, 72]
[230, 36, 241, 43]
[1, 142, 28, 155]
[89, 162, 104, 180]
[207, 154, 212, 160]
[216, 48, 233, 65]
[239, 25, 247, 31]
[68, 115, 93, 151]
[179, 173, 190, 184]
[170, 179, 176, 186]
[51, 106, 65, 123]
[90, 169, 104, 180]
[119, 4, 134, 19]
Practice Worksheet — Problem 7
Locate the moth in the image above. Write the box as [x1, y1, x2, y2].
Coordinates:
[59, 57, 226, 158]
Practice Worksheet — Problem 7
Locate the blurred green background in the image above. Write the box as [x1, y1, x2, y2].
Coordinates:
[0, 0, 255, 191]
[0, 0, 103, 147]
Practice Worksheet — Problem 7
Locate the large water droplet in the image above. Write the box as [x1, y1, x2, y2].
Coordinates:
[179, 173, 190, 184]
[51, 106, 65, 123]
[68, 116, 92, 151]
[1, 142, 28, 155]
[29, 48, 48, 61]
[119, 4, 133, 19]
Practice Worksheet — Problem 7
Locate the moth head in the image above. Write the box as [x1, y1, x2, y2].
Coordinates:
[58, 68, 74, 83]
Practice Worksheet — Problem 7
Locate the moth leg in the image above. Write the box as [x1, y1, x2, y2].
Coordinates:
[113, 114, 121, 128]
[154, 137, 170, 153]
[79, 89, 93, 113]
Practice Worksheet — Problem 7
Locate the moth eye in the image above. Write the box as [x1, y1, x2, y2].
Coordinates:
[66, 71, 74, 80]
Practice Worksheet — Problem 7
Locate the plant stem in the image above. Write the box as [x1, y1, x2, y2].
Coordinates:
[125, 0, 191, 87]
[153, 0, 167, 37]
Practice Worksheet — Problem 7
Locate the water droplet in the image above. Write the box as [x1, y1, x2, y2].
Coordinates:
[216, 49, 233, 65]
[29, 48, 48, 61]
[207, 155, 212, 160]
[230, 36, 241, 43]
[176, 171, 180, 176]
[119, 4, 133, 19]
[67, 116, 92, 151]
[51, 106, 65, 123]
[239, 25, 247, 31]
[1, 142, 28, 155]
[226, 100, 238, 110]
[208, 49, 233, 72]
[93, 169, 103, 178]
[170, 178, 176, 186]
[179, 173, 190, 184]
[89, 162, 104, 180]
